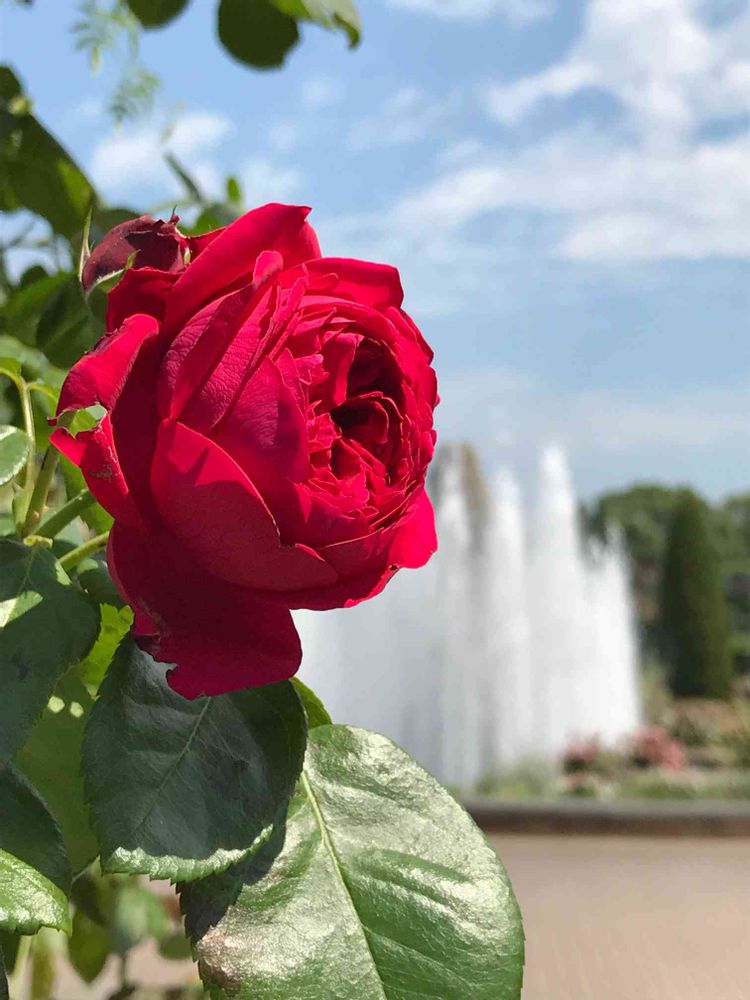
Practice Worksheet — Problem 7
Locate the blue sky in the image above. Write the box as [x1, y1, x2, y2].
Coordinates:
[3, 0, 750, 501]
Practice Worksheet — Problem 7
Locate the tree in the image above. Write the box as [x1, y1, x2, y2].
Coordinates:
[660, 490, 733, 699]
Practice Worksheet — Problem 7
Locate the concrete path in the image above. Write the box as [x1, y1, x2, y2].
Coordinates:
[48, 835, 750, 998]
[493, 835, 750, 1000]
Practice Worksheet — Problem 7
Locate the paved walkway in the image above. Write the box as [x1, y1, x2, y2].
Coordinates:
[47, 835, 750, 998]
[492, 835, 750, 1000]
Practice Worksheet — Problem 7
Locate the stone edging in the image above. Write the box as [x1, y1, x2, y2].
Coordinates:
[465, 798, 750, 837]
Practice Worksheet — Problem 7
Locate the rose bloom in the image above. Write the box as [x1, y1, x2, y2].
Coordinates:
[53, 205, 438, 698]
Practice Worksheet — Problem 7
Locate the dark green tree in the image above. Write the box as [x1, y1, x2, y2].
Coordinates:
[660, 490, 733, 699]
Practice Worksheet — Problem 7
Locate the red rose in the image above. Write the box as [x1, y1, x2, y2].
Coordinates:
[53, 204, 438, 698]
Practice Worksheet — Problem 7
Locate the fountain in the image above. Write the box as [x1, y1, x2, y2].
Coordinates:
[296, 444, 642, 788]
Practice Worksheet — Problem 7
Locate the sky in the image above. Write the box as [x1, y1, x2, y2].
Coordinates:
[3, 0, 750, 502]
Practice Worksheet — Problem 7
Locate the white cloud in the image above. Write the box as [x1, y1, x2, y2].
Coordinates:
[90, 111, 233, 197]
[328, 0, 750, 279]
[388, 0, 554, 24]
[347, 87, 456, 151]
[301, 75, 344, 109]
[241, 156, 302, 206]
[484, 0, 750, 136]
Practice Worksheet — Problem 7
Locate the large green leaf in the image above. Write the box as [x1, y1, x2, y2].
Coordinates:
[292, 677, 332, 728]
[0, 67, 96, 240]
[83, 639, 307, 881]
[0, 426, 29, 486]
[14, 674, 98, 875]
[182, 726, 525, 999]
[217, 0, 299, 69]
[217, 0, 359, 68]
[0, 765, 71, 934]
[277, 0, 360, 45]
[0, 539, 99, 763]
[126, 0, 191, 27]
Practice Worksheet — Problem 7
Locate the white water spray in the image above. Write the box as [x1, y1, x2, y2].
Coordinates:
[297, 444, 641, 788]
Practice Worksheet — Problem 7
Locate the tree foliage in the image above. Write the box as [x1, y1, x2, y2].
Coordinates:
[660, 491, 733, 699]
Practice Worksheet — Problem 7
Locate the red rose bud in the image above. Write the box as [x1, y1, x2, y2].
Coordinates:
[81, 214, 188, 296]
[54, 203, 438, 699]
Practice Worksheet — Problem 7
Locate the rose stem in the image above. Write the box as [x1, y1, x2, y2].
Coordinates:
[58, 531, 110, 573]
[36, 489, 96, 538]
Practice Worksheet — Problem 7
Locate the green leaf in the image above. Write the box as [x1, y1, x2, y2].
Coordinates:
[0, 539, 99, 763]
[158, 929, 193, 960]
[36, 274, 98, 368]
[182, 726, 525, 1000]
[0, 764, 71, 934]
[218, 0, 299, 69]
[83, 639, 307, 881]
[0, 273, 70, 347]
[0, 67, 96, 240]
[76, 604, 132, 687]
[68, 908, 110, 983]
[126, 0, 190, 28]
[277, 0, 360, 45]
[76, 558, 124, 611]
[165, 152, 204, 202]
[0, 426, 29, 486]
[14, 674, 99, 875]
[226, 175, 242, 207]
[292, 677, 332, 728]
[111, 882, 169, 955]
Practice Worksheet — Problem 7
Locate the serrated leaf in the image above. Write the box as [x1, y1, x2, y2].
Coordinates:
[218, 0, 299, 69]
[83, 639, 307, 881]
[292, 677, 332, 728]
[0, 539, 99, 762]
[126, 0, 190, 27]
[182, 726, 525, 1000]
[68, 909, 110, 983]
[0, 765, 71, 935]
[14, 674, 98, 874]
[0, 426, 29, 486]
[76, 604, 132, 686]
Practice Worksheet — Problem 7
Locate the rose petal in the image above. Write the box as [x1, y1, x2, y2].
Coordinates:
[304, 258, 404, 309]
[56, 313, 161, 416]
[106, 267, 180, 332]
[51, 414, 142, 527]
[108, 524, 302, 698]
[165, 204, 320, 331]
[151, 420, 338, 591]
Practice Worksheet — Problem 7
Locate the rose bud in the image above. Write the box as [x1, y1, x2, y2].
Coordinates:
[81, 213, 188, 296]
[53, 204, 438, 699]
